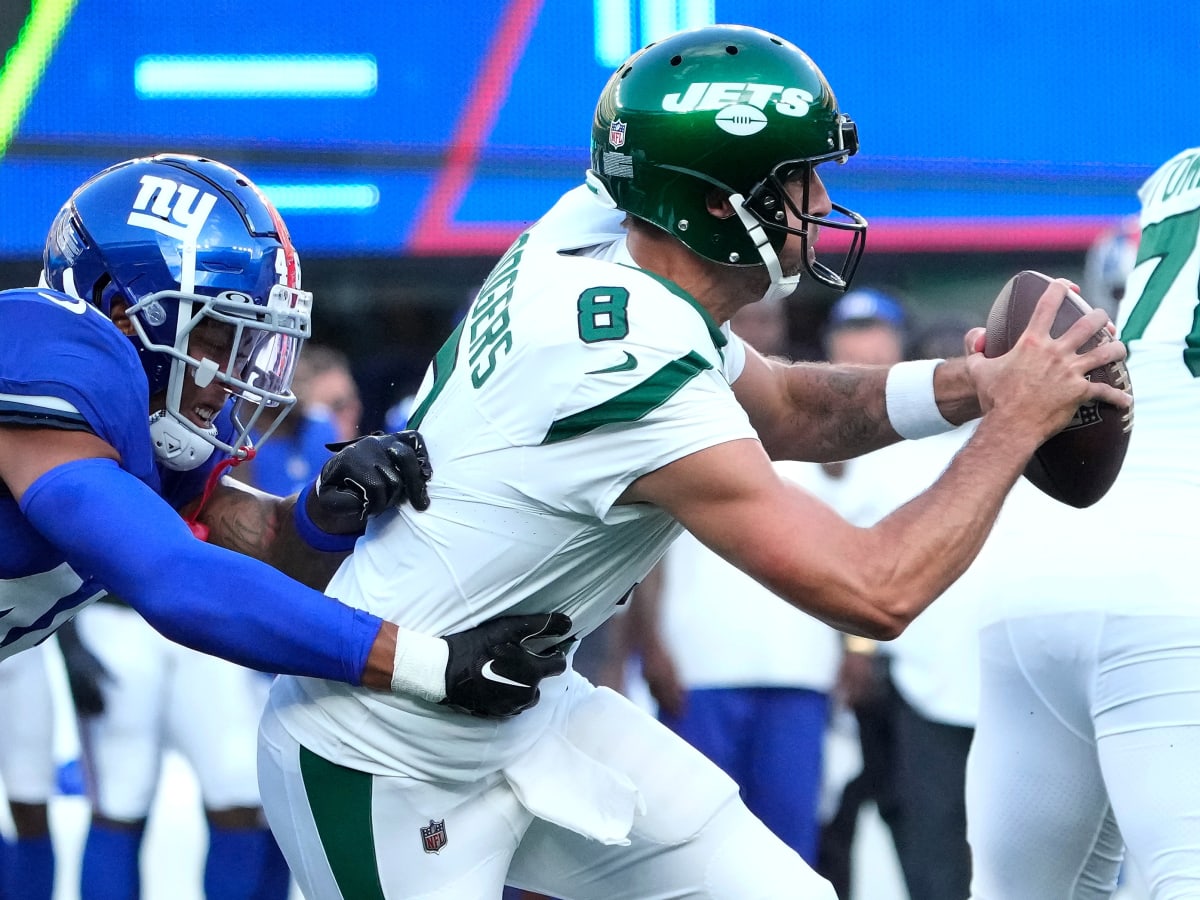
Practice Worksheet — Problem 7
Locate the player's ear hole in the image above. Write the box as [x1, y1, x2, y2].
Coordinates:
[705, 188, 737, 220]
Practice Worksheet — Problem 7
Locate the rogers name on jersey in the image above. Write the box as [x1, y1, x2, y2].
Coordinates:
[467, 233, 528, 388]
[662, 83, 815, 117]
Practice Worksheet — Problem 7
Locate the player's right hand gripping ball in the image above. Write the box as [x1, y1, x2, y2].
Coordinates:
[984, 270, 1133, 508]
[443, 613, 573, 718]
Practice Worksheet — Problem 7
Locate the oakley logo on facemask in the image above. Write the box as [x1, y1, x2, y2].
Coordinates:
[126, 175, 218, 243]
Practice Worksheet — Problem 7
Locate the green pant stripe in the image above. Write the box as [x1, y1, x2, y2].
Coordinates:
[298, 745, 386, 900]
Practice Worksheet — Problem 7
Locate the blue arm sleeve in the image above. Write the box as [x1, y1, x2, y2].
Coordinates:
[20, 458, 382, 684]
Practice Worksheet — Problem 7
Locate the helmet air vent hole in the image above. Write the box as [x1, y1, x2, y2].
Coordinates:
[670, 55, 682, 66]
[770, 38, 782, 46]
[726, 45, 738, 55]
[620, 67, 631, 79]
[677, 220, 689, 232]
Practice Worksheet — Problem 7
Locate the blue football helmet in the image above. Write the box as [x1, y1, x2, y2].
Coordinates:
[42, 154, 312, 467]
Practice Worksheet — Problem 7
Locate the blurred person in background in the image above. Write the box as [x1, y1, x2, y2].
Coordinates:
[295, 344, 363, 444]
[812, 288, 910, 899]
[65, 596, 295, 900]
[818, 299, 987, 900]
[0, 647, 57, 899]
[618, 295, 843, 866]
[1081, 215, 1141, 321]
[233, 344, 363, 496]
[853, 316, 984, 900]
[884, 318, 982, 900]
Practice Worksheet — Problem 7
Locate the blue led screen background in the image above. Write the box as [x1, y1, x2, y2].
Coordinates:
[1, 0, 1195, 259]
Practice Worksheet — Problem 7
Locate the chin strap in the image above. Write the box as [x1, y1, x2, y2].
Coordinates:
[729, 192, 800, 304]
[182, 446, 256, 541]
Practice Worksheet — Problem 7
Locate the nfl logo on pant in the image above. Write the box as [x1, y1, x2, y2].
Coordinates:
[420, 819, 448, 854]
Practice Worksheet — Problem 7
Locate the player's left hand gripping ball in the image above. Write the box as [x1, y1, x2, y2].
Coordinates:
[313, 430, 433, 521]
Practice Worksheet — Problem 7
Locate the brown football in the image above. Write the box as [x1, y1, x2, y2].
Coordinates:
[984, 270, 1133, 508]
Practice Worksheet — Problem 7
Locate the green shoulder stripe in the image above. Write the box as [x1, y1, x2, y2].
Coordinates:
[542, 350, 713, 444]
[298, 745, 386, 900]
[406, 317, 466, 430]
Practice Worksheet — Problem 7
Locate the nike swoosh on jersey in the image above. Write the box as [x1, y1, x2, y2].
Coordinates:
[586, 351, 638, 375]
[480, 659, 531, 689]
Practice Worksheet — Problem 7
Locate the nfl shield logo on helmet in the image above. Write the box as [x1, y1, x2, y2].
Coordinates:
[609, 119, 627, 148]
[420, 819, 448, 854]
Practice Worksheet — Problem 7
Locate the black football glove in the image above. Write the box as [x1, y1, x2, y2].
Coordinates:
[310, 430, 433, 529]
[443, 613, 573, 719]
[55, 617, 111, 717]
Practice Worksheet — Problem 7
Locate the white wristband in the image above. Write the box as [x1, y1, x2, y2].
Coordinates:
[390, 628, 449, 702]
[885, 359, 955, 439]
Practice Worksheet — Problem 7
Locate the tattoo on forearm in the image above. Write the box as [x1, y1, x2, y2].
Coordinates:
[197, 488, 345, 591]
[773, 364, 892, 461]
[199, 490, 277, 558]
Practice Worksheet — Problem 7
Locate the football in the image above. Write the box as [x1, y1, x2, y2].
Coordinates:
[984, 270, 1133, 508]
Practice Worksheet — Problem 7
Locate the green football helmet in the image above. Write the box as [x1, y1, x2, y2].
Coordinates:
[589, 24, 866, 294]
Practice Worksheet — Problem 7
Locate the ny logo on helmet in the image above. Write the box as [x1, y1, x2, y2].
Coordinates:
[127, 175, 218, 244]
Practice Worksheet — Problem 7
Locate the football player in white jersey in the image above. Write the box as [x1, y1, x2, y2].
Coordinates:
[257, 25, 1129, 899]
[965, 150, 1200, 898]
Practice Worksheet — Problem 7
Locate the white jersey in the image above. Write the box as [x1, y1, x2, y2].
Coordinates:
[272, 187, 757, 781]
[853, 426, 983, 727]
[657, 460, 842, 691]
[979, 146, 1200, 624]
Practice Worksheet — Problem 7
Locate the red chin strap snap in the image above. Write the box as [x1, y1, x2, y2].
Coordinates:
[182, 445, 257, 542]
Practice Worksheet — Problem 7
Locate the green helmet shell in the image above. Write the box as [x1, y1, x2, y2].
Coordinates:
[590, 24, 863, 281]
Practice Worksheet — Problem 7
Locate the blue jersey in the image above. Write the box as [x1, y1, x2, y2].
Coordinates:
[0, 287, 231, 656]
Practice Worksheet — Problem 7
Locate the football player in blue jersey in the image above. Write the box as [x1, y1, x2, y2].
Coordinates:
[0, 154, 571, 900]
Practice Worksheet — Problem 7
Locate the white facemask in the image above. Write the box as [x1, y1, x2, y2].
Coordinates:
[148, 410, 218, 472]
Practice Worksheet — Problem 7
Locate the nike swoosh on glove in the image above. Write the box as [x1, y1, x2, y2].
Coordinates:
[443, 612, 573, 718]
[310, 430, 433, 529]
